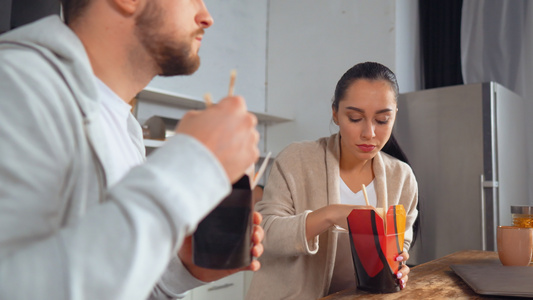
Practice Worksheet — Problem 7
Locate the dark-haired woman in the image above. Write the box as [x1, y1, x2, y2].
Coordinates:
[246, 62, 418, 300]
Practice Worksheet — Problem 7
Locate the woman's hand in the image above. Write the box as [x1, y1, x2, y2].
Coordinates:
[328, 204, 373, 231]
[395, 251, 410, 290]
[306, 204, 372, 241]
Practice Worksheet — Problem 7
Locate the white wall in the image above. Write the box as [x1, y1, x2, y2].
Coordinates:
[266, 0, 420, 155]
[395, 0, 422, 93]
[143, 1, 420, 156]
[146, 0, 268, 113]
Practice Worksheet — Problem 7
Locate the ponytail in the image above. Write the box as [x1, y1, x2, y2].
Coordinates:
[381, 133, 420, 247]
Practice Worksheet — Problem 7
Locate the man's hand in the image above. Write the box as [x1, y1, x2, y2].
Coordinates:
[175, 96, 259, 183]
[178, 211, 264, 282]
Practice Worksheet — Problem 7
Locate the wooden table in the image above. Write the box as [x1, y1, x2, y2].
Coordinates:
[321, 250, 522, 300]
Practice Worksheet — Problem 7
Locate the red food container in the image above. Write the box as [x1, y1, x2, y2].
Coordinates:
[347, 205, 406, 293]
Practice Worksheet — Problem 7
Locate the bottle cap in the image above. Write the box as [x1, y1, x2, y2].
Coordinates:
[511, 205, 533, 214]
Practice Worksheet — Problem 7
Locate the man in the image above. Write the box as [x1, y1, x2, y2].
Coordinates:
[0, 0, 263, 299]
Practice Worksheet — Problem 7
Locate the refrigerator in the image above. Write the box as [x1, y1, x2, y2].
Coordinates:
[394, 82, 530, 265]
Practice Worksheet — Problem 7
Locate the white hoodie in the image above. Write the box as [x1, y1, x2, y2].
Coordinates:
[0, 16, 230, 300]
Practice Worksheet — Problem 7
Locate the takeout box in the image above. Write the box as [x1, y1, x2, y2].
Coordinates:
[193, 174, 254, 269]
[192, 153, 271, 269]
[347, 205, 406, 293]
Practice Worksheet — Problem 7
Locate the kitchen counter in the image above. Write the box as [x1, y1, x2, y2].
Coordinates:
[320, 250, 523, 299]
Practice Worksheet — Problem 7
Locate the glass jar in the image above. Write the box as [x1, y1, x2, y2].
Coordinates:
[511, 206, 533, 228]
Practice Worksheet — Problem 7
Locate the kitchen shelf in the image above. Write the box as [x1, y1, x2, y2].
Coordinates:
[136, 87, 292, 124]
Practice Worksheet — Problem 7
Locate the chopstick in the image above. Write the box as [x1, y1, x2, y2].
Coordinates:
[202, 69, 258, 183]
[203, 69, 236, 108]
[225, 69, 253, 176]
[203, 92, 213, 108]
[224, 69, 255, 180]
[361, 184, 370, 206]
[228, 69, 237, 96]
[362, 183, 387, 232]
[202, 70, 269, 188]
[252, 152, 272, 188]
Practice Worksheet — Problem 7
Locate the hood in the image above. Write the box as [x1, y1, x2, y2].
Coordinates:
[0, 15, 98, 115]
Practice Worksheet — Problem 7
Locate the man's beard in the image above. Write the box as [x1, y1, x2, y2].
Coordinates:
[134, 2, 200, 76]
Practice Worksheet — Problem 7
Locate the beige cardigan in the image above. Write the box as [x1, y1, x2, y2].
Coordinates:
[247, 134, 418, 300]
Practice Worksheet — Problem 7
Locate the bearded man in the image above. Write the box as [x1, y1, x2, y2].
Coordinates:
[0, 1, 263, 299]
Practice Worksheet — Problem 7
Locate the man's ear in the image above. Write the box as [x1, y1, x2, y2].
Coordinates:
[113, 0, 141, 15]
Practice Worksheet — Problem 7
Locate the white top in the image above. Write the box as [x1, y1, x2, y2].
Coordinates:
[95, 78, 199, 298]
[96, 78, 145, 186]
[329, 179, 377, 294]
[339, 179, 377, 206]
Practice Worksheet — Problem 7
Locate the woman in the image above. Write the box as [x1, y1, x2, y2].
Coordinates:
[246, 62, 418, 299]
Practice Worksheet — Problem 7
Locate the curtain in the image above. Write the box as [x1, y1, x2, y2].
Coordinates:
[461, 0, 533, 202]
[419, 0, 464, 89]
[5, 0, 59, 32]
[461, 1, 531, 97]
[0, 0, 12, 33]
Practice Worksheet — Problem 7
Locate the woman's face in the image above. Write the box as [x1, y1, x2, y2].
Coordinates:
[333, 79, 397, 164]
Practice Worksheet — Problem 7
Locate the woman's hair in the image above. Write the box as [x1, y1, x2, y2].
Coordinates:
[332, 61, 419, 246]
[332, 61, 399, 112]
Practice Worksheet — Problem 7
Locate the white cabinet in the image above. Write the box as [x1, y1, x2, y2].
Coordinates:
[243, 271, 254, 297]
[192, 273, 244, 300]
[174, 273, 245, 300]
